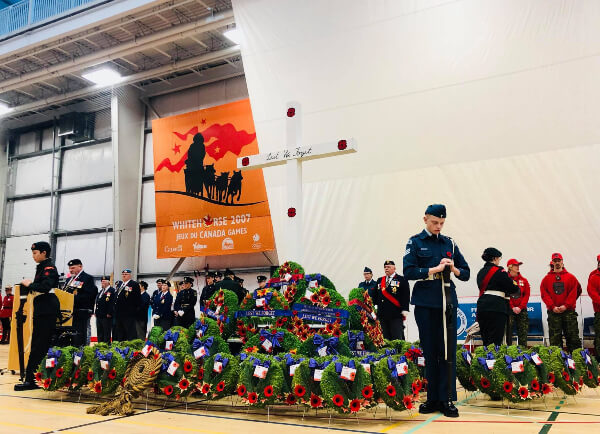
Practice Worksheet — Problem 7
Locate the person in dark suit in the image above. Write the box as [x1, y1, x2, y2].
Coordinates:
[199, 272, 218, 307]
[216, 268, 245, 304]
[113, 269, 141, 341]
[151, 279, 173, 331]
[476, 248, 519, 347]
[174, 277, 197, 328]
[136, 281, 151, 340]
[373, 260, 410, 340]
[62, 259, 98, 347]
[14, 241, 60, 391]
[94, 276, 115, 344]
[358, 266, 378, 300]
[403, 204, 470, 418]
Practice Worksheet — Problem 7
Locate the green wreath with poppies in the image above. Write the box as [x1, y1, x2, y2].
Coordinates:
[297, 333, 351, 357]
[237, 353, 285, 407]
[36, 345, 75, 391]
[69, 345, 96, 391]
[237, 287, 291, 334]
[535, 345, 580, 395]
[470, 344, 502, 400]
[320, 356, 374, 414]
[347, 287, 384, 347]
[188, 317, 221, 343]
[573, 347, 599, 388]
[160, 326, 192, 353]
[373, 353, 421, 411]
[197, 352, 239, 399]
[156, 350, 198, 399]
[202, 288, 239, 339]
[87, 347, 128, 396]
[456, 346, 477, 392]
[241, 328, 300, 355]
[494, 345, 539, 403]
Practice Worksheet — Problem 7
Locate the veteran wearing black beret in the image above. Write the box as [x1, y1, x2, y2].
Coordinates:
[63, 258, 98, 346]
[372, 260, 410, 341]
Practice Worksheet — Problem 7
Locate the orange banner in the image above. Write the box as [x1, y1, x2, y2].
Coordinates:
[152, 99, 275, 258]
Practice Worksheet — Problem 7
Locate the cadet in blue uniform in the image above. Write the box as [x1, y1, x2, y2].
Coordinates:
[403, 204, 470, 418]
[358, 267, 378, 299]
[151, 279, 173, 331]
[174, 276, 197, 328]
[373, 261, 410, 340]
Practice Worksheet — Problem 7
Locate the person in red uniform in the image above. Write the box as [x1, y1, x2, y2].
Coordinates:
[540, 253, 582, 353]
[0, 286, 14, 344]
[586, 254, 600, 360]
[506, 259, 531, 347]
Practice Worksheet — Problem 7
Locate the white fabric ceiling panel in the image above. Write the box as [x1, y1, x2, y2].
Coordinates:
[55, 232, 114, 277]
[143, 133, 154, 176]
[1, 234, 50, 287]
[61, 141, 113, 188]
[10, 196, 51, 236]
[18, 131, 37, 155]
[13, 154, 54, 195]
[141, 180, 155, 224]
[58, 187, 112, 231]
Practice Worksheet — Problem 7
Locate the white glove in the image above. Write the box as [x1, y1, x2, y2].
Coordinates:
[152, 314, 160, 320]
[178, 310, 184, 316]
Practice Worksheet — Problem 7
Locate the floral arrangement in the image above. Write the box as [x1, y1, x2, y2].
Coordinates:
[36, 346, 76, 390]
[372, 353, 421, 411]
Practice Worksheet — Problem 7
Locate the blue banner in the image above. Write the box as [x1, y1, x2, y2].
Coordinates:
[234, 309, 292, 318]
[292, 303, 349, 318]
[200, 307, 230, 323]
[456, 301, 543, 340]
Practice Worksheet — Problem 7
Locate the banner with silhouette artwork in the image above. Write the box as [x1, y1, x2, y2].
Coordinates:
[152, 99, 275, 258]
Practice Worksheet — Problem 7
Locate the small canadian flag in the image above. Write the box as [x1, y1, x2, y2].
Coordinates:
[46, 358, 56, 369]
[141, 345, 152, 357]
[193, 346, 207, 360]
[167, 360, 179, 376]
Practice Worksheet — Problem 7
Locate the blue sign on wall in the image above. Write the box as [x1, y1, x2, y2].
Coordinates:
[456, 302, 543, 340]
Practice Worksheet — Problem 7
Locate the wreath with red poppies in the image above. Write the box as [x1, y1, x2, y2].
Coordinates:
[159, 326, 192, 353]
[68, 345, 97, 391]
[198, 352, 239, 400]
[36, 346, 75, 391]
[456, 346, 477, 392]
[297, 333, 352, 358]
[87, 347, 128, 396]
[156, 351, 198, 399]
[572, 347, 599, 389]
[372, 353, 421, 411]
[320, 356, 374, 414]
[241, 328, 301, 355]
[237, 353, 285, 407]
[347, 287, 384, 347]
[202, 288, 239, 339]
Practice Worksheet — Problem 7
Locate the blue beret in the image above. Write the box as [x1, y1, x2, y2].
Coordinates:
[121, 268, 132, 273]
[363, 267, 372, 273]
[425, 204, 446, 218]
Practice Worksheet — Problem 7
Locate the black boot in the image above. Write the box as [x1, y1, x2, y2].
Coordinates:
[439, 401, 459, 418]
[419, 400, 439, 414]
[14, 381, 40, 391]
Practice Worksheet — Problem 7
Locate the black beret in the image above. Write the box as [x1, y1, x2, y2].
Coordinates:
[156, 278, 165, 284]
[67, 259, 82, 267]
[31, 241, 51, 255]
[207, 271, 216, 278]
[425, 204, 447, 218]
[363, 267, 372, 273]
[182, 276, 194, 285]
[257, 275, 267, 283]
[234, 276, 244, 283]
[101, 275, 111, 281]
[225, 268, 234, 276]
[384, 260, 395, 266]
[482, 247, 502, 262]
[215, 271, 223, 278]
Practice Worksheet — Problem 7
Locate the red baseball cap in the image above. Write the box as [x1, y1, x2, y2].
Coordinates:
[551, 253, 563, 261]
[507, 259, 522, 267]
[596, 254, 600, 262]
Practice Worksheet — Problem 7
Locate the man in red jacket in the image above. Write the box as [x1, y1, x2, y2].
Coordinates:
[506, 259, 530, 347]
[586, 254, 600, 359]
[0, 286, 14, 344]
[540, 253, 582, 353]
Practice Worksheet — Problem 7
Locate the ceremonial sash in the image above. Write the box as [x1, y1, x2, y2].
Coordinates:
[478, 266, 499, 297]
[380, 278, 401, 308]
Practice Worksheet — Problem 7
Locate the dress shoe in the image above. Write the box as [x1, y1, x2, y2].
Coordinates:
[439, 401, 459, 418]
[418, 400, 439, 414]
[14, 381, 40, 391]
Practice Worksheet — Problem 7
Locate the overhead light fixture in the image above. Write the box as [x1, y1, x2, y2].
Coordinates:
[82, 67, 124, 86]
[0, 102, 13, 116]
[223, 28, 242, 45]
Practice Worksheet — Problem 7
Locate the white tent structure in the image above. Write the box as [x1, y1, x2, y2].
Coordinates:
[232, 0, 600, 341]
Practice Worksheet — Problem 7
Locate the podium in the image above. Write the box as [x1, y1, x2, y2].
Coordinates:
[7, 285, 74, 372]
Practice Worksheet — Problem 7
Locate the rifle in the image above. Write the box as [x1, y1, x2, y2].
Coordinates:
[440, 237, 457, 404]
[14, 284, 28, 382]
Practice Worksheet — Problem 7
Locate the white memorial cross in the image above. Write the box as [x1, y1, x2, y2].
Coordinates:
[237, 102, 357, 263]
